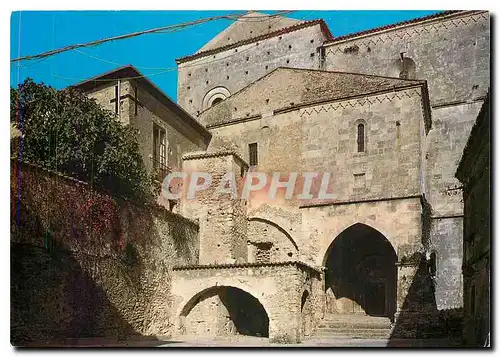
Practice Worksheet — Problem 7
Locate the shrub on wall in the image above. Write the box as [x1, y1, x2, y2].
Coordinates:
[11, 78, 152, 202]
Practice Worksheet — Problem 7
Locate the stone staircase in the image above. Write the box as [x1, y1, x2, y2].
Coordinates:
[311, 314, 393, 340]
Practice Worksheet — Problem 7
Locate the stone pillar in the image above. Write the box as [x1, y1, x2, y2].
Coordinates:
[180, 151, 249, 265]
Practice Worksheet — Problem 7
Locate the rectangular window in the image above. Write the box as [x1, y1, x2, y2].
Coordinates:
[114, 84, 119, 115]
[249, 142, 258, 166]
[153, 123, 167, 181]
[134, 87, 138, 116]
[354, 173, 366, 189]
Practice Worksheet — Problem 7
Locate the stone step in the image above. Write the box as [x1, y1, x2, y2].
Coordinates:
[315, 327, 391, 336]
[311, 315, 393, 340]
[319, 315, 392, 329]
[318, 321, 391, 329]
[312, 330, 391, 340]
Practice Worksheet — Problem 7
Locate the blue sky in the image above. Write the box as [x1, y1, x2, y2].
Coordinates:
[10, 10, 442, 102]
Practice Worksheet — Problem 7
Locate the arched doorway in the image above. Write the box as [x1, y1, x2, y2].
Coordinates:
[324, 223, 397, 319]
[180, 286, 269, 337]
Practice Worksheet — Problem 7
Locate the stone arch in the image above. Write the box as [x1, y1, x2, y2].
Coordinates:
[247, 217, 299, 262]
[179, 285, 270, 337]
[322, 223, 397, 319]
[389, 57, 417, 80]
[317, 220, 396, 267]
[248, 217, 299, 251]
[202, 86, 231, 110]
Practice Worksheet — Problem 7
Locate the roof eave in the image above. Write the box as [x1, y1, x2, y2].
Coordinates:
[176, 19, 332, 64]
[324, 10, 484, 46]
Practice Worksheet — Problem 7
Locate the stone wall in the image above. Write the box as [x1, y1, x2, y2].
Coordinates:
[177, 24, 327, 116]
[299, 88, 426, 204]
[323, 11, 489, 106]
[86, 82, 130, 124]
[180, 151, 248, 265]
[456, 95, 490, 346]
[247, 218, 298, 262]
[10, 161, 199, 345]
[429, 217, 463, 310]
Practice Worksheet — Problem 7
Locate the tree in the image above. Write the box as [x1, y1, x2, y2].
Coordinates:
[11, 78, 153, 202]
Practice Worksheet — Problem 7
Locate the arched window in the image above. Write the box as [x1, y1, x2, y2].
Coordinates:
[202, 87, 231, 110]
[357, 123, 365, 152]
[211, 97, 223, 106]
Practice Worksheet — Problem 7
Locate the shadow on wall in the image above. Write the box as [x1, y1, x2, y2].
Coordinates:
[387, 254, 463, 345]
[11, 242, 142, 346]
[10, 162, 199, 346]
[324, 223, 397, 320]
[180, 286, 269, 338]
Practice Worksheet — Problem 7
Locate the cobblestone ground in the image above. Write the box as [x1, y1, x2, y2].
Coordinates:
[43, 335, 464, 347]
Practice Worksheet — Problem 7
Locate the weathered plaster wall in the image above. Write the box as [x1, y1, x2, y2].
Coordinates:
[86, 82, 129, 123]
[131, 81, 207, 173]
[247, 219, 299, 262]
[10, 162, 199, 345]
[178, 24, 327, 116]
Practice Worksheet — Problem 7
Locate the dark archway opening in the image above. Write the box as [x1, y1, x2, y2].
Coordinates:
[324, 223, 397, 319]
[181, 286, 269, 338]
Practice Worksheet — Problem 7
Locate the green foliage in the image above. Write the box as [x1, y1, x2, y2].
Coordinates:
[122, 243, 139, 266]
[11, 78, 153, 202]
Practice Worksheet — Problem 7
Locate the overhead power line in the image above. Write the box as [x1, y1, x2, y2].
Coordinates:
[11, 10, 294, 64]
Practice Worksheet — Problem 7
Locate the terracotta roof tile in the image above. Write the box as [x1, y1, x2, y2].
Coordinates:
[176, 19, 333, 64]
[325, 10, 479, 44]
[173, 260, 322, 273]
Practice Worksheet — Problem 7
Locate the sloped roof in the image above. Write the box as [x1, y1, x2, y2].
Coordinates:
[176, 18, 333, 64]
[71, 65, 211, 143]
[197, 11, 305, 53]
[199, 67, 425, 127]
[325, 10, 482, 44]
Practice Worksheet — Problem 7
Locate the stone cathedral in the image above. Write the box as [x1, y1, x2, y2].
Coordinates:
[68, 10, 489, 345]
[170, 10, 489, 343]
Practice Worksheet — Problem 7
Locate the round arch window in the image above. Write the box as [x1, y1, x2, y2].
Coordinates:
[202, 86, 231, 111]
[211, 97, 224, 106]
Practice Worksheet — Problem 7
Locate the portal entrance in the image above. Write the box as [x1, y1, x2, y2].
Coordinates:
[324, 223, 397, 319]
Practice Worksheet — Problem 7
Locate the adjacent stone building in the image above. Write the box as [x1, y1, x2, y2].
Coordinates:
[74, 65, 212, 208]
[456, 91, 490, 347]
